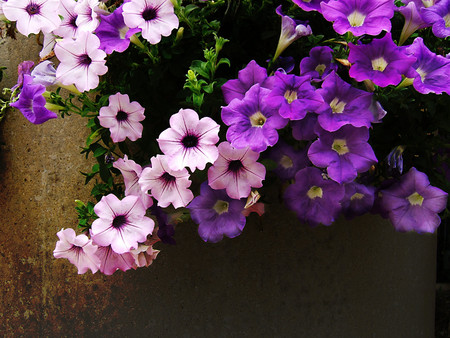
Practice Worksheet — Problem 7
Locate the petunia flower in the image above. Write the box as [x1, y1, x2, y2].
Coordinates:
[300, 46, 337, 82]
[75, 0, 102, 32]
[208, 142, 266, 199]
[54, 31, 108, 93]
[265, 71, 324, 120]
[292, 0, 331, 13]
[320, 0, 395, 36]
[98, 92, 146, 143]
[266, 140, 310, 181]
[221, 60, 270, 105]
[221, 84, 288, 153]
[380, 167, 448, 233]
[291, 112, 319, 141]
[90, 194, 155, 254]
[113, 155, 153, 209]
[95, 4, 141, 54]
[30, 60, 57, 87]
[404, 37, 450, 94]
[397, 1, 430, 45]
[341, 182, 376, 219]
[348, 33, 416, 87]
[308, 125, 378, 184]
[130, 240, 160, 268]
[157, 108, 220, 172]
[10, 75, 58, 124]
[316, 72, 374, 132]
[421, 0, 450, 38]
[53, 0, 80, 39]
[139, 155, 194, 209]
[188, 182, 247, 243]
[11, 60, 34, 91]
[2, 0, 61, 36]
[39, 32, 57, 60]
[94, 244, 135, 275]
[122, 0, 179, 44]
[53, 228, 101, 274]
[284, 167, 345, 226]
[273, 5, 312, 61]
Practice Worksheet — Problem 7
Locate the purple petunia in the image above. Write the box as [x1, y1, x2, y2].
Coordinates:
[284, 167, 345, 226]
[380, 167, 448, 233]
[292, 112, 319, 141]
[266, 140, 310, 181]
[397, 1, 430, 45]
[341, 182, 376, 219]
[348, 33, 416, 87]
[300, 46, 337, 82]
[221, 84, 288, 153]
[320, 0, 395, 36]
[421, 0, 450, 38]
[292, 0, 330, 13]
[188, 182, 247, 243]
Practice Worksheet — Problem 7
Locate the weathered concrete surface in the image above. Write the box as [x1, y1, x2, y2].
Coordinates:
[0, 35, 437, 337]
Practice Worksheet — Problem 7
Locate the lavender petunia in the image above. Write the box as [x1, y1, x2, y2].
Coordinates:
[397, 1, 430, 45]
[299, 46, 337, 82]
[53, 0, 80, 39]
[320, 0, 395, 36]
[284, 167, 345, 226]
[348, 33, 416, 87]
[404, 37, 450, 94]
[292, 112, 319, 141]
[188, 182, 246, 243]
[10, 75, 58, 124]
[308, 125, 378, 184]
[30, 61, 57, 87]
[94, 244, 135, 275]
[221, 84, 288, 153]
[95, 4, 141, 54]
[380, 167, 448, 233]
[266, 140, 310, 181]
[341, 182, 376, 219]
[421, 0, 450, 38]
[12, 60, 34, 91]
[292, 0, 331, 13]
[316, 72, 374, 132]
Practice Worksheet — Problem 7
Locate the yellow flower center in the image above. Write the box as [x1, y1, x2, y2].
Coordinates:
[348, 11, 366, 27]
[407, 192, 424, 206]
[416, 67, 427, 82]
[280, 155, 294, 169]
[249, 111, 267, 127]
[350, 192, 365, 201]
[371, 57, 388, 72]
[444, 13, 450, 28]
[332, 139, 349, 155]
[315, 64, 327, 76]
[284, 89, 298, 104]
[421, 0, 434, 8]
[307, 186, 323, 199]
[329, 97, 346, 114]
[213, 200, 230, 214]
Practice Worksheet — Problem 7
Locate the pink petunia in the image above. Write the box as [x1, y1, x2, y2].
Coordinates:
[54, 31, 108, 92]
[139, 155, 194, 208]
[94, 244, 135, 275]
[98, 92, 146, 142]
[157, 108, 220, 171]
[53, 228, 101, 274]
[90, 194, 155, 254]
[208, 142, 266, 199]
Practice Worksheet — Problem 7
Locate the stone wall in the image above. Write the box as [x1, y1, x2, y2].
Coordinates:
[0, 35, 437, 337]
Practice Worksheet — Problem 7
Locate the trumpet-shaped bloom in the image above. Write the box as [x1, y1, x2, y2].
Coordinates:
[308, 125, 378, 184]
[30, 60, 57, 87]
[157, 108, 220, 171]
[221, 84, 288, 153]
[130, 241, 160, 268]
[300, 46, 337, 82]
[10, 75, 57, 124]
[54, 31, 108, 92]
[380, 167, 448, 233]
[397, 1, 430, 45]
[421, 0, 450, 38]
[90, 194, 155, 254]
[139, 155, 194, 209]
[266, 140, 310, 181]
[208, 142, 266, 199]
[2, 0, 60, 36]
[348, 33, 416, 87]
[122, 0, 179, 44]
[188, 182, 246, 243]
[341, 182, 376, 219]
[320, 0, 395, 36]
[98, 92, 146, 143]
[404, 37, 450, 94]
[53, 0, 80, 39]
[53, 228, 101, 274]
[284, 167, 345, 226]
[75, 0, 101, 32]
[94, 245, 135, 275]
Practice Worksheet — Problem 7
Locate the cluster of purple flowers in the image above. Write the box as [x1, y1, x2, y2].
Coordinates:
[2, 0, 448, 275]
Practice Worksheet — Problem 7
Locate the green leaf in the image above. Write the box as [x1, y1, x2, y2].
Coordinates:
[217, 58, 230, 68]
[93, 147, 107, 158]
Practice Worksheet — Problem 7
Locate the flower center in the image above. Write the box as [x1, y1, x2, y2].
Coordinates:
[302, 0, 311, 2]
[182, 134, 199, 148]
[249, 111, 267, 127]
[350, 192, 365, 201]
[161, 172, 176, 185]
[315, 64, 326, 76]
[228, 159, 243, 172]
[332, 139, 349, 155]
[348, 10, 366, 27]
[371, 57, 388, 72]
[78, 54, 92, 66]
[69, 15, 78, 28]
[416, 67, 427, 82]
[329, 97, 346, 114]
[112, 215, 127, 229]
[421, 0, 434, 8]
[119, 26, 129, 39]
[284, 89, 297, 104]
[142, 6, 157, 21]
[213, 200, 229, 215]
[407, 192, 424, 206]
[116, 110, 128, 122]
[307, 186, 323, 199]
[26, 3, 40, 15]
[444, 13, 450, 28]
[279, 155, 293, 169]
